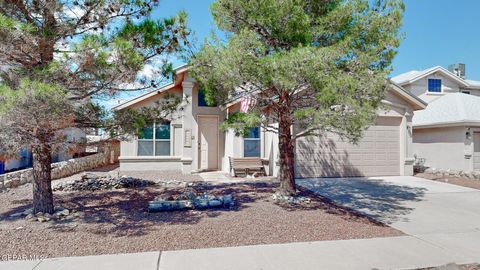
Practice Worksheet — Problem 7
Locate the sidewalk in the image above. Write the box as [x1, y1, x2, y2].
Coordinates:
[1, 235, 476, 270]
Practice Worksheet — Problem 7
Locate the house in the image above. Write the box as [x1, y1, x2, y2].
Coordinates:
[0, 127, 86, 175]
[392, 64, 480, 172]
[114, 65, 426, 178]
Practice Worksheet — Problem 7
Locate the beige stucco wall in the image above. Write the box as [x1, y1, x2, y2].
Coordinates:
[412, 126, 470, 171]
[119, 73, 225, 173]
[223, 86, 417, 177]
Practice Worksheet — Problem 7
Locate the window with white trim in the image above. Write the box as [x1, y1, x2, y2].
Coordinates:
[137, 122, 171, 156]
[244, 127, 261, 157]
[427, 79, 442, 93]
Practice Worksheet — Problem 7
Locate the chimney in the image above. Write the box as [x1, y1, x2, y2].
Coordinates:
[448, 63, 466, 79]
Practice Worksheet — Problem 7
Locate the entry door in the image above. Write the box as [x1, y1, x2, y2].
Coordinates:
[474, 133, 480, 171]
[198, 116, 219, 170]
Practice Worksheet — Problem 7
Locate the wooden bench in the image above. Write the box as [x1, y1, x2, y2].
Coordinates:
[229, 157, 266, 177]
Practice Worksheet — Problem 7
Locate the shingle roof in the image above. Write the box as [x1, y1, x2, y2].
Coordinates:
[413, 93, 480, 128]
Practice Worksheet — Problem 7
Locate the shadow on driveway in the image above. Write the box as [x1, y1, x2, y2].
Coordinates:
[298, 177, 427, 224]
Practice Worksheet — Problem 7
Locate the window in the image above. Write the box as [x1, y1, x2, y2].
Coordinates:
[244, 127, 261, 157]
[138, 122, 171, 156]
[428, 79, 442, 93]
[198, 88, 216, 107]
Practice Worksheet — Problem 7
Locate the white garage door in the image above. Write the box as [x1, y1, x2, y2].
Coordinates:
[295, 117, 401, 178]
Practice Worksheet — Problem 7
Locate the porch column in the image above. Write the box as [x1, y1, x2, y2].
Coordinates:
[181, 80, 195, 173]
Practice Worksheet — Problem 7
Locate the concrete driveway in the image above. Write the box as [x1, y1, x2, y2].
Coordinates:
[298, 176, 480, 261]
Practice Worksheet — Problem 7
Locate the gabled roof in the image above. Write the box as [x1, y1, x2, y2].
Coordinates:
[391, 66, 471, 87]
[413, 93, 480, 128]
[389, 82, 427, 110]
[112, 64, 190, 111]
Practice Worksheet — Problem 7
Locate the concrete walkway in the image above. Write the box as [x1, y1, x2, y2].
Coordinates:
[299, 176, 480, 264]
[198, 171, 232, 183]
[3, 176, 480, 270]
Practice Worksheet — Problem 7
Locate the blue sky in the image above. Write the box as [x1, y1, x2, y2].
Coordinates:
[152, 0, 480, 79]
[392, 0, 480, 79]
[110, 0, 479, 107]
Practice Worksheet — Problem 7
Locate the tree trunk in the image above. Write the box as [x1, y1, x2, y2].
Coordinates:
[277, 105, 296, 196]
[32, 144, 54, 214]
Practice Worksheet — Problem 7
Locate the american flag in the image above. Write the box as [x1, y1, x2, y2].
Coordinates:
[240, 96, 256, 113]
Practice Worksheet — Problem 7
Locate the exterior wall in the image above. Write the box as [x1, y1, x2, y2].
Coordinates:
[119, 74, 225, 173]
[402, 71, 480, 102]
[119, 74, 418, 177]
[403, 72, 461, 103]
[382, 90, 416, 175]
[412, 126, 469, 171]
[222, 102, 279, 176]
[1, 151, 112, 190]
[223, 87, 416, 177]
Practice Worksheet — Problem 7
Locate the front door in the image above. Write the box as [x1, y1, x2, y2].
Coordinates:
[474, 133, 480, 171]
[198, 116, 219, 170]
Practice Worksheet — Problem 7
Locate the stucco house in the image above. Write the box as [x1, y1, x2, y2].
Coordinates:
[0, 127, 86, 175]
[114, 66, 426, 178]
[392, 64, 480, 172]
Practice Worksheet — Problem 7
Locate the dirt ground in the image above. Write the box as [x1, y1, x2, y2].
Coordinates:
[415, 173, 480, 190]
[0, 177, 403, 259]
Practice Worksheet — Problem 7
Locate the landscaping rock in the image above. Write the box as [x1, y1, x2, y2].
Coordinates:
[9, 212, 23, 218]
[272, 193, 311, 205]
[148, 200, 194, 212]
[23, 208, 33, 216]
[423, 169, 480, 181]
[208, 199, 222, 207]
[37, 217, 47, 222]
[149, 190, 234, 212]
[223, 194, 234, 207]
[4, 180, 12, 189]
[53, 175, 155, 192]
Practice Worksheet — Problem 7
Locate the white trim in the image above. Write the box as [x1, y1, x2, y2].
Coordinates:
[136, 122, 172, 157]
[113, 65, 192, 111]
[119, 156, 182, 162]
[426, 77, 443, 94]
[388, 83, 427, 110]
[413, 121, 480, 129]
[396, 66, 470, 88]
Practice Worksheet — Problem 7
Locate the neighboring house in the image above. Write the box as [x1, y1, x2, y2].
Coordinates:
[392, 64, 480, 172]
[114, 66, 426, 178]
[0, 127, 86, 175]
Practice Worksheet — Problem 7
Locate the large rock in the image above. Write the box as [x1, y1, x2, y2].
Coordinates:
[148, 200, 193, 212]
[149, 192, 234, 212]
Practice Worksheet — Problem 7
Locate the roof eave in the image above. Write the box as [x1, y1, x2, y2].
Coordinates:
[399, 66, 470, 88]
[389, 82, 428, 110]
[413, 120, 480, 129]
[112, 65, 191, 111]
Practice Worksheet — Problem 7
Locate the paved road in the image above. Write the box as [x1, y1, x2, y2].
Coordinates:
[3, 176, 480, 270]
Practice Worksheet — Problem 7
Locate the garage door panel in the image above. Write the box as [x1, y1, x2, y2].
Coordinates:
[295, 117, 401, 178]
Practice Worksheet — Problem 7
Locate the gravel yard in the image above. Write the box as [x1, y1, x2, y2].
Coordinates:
[415, 173, 480, 190]
[0, 171, 403, 259]
[415, 263, 480, 270]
